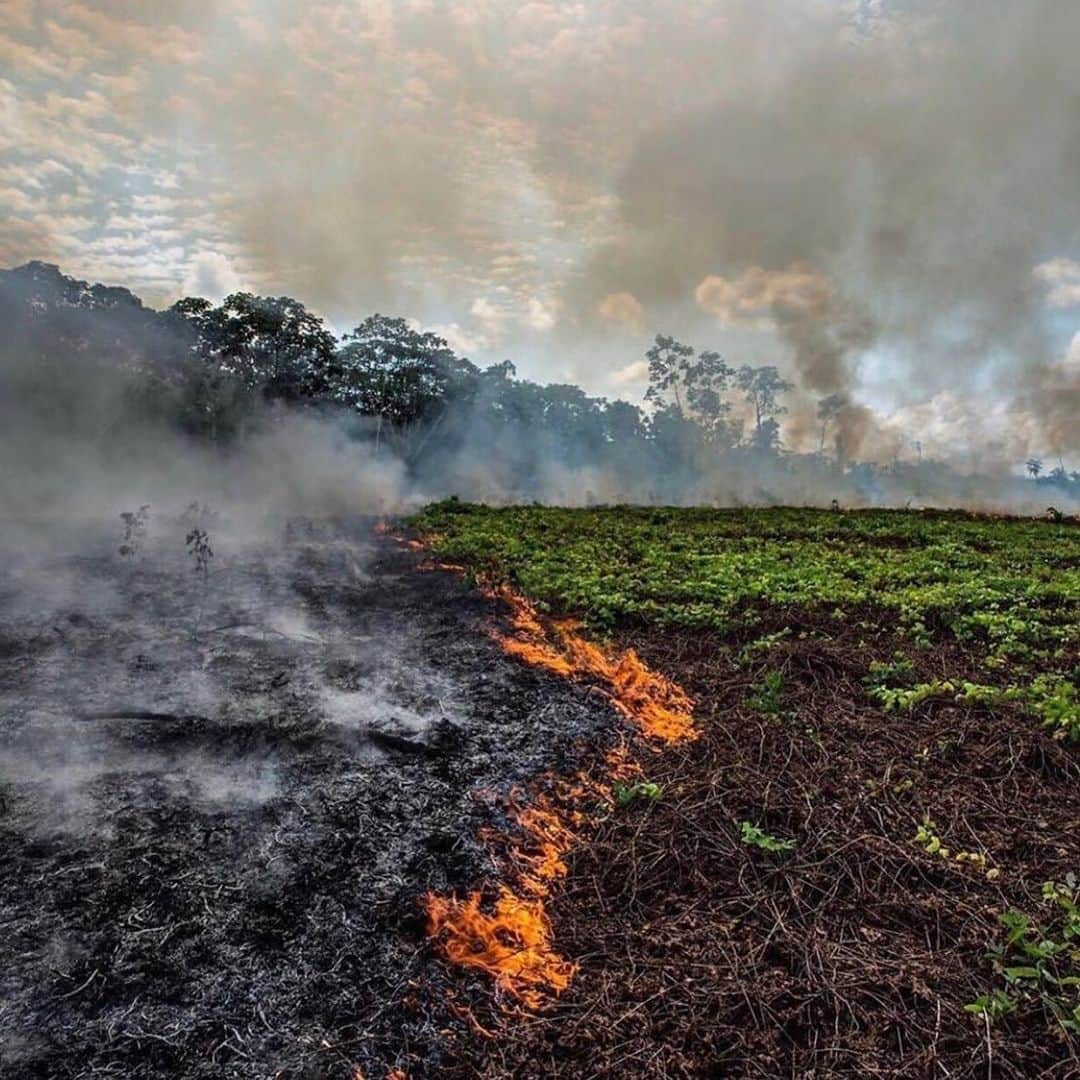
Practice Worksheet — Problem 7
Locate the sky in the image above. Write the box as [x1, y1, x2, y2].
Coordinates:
[1, 0, 1078, 466]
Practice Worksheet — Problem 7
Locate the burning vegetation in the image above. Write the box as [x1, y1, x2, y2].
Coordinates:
[423, 577, 696, 1010]
[3, 502, 1079, 1077]
[412, 503, 1080, 1078]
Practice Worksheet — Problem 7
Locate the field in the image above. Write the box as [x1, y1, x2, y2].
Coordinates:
[411, 503, 1080, 1078]
[3, 505, 1078, 1079]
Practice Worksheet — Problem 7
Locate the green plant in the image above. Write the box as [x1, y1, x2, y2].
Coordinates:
[969, 875, 1080, 1033]
[1031, 678, 1079, 741]
[872, 680, 953, 712]
[613, 781, 663, 807]
[863, 655, 916, 691]
[747, 671, 785, 714]
[739, 820, 795, 854]
[913, 818, 996, 877]
[964, 989, 1018, 1024]
[739, 628, 791, 664]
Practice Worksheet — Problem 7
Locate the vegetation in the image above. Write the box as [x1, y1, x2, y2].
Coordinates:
[5, 261, 1080, 505]
[739, 820, 796, 854]
[414, 502, 1077, 665]
[969, 877, 1080, 1034]
[414, 502, 1080, 1076]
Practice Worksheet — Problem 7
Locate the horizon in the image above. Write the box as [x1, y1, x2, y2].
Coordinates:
[1, 2, 1078, 470]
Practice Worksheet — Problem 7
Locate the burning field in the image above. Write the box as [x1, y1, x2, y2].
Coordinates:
[0, 512, 623, 1077]
[2, 503, 1079, 1078]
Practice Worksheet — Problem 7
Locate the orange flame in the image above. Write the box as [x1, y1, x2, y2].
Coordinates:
[425, 886, 575, 1010]
[485, 584, 697, 745]
[402, 536, 695, 1010]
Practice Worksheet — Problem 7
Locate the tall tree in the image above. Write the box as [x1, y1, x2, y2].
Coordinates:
[816, 392, 846, 453]
[737, 365, 794, 445]
[643, 335, 696, 415]
[179, 292, 339, 403]
[336, 315, 479, 458]
[644, 336, 735, 444]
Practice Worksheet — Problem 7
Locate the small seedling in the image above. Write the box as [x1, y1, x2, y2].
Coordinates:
[738, 629, 791, 666]
[967, 882, 1080, 1034]
[747, 671, 785, 714]
[118, 505, 150, 559]
[964, 989, 1018, 1024]
[739, 820, 795, 854]
[613, 781, 663, 807]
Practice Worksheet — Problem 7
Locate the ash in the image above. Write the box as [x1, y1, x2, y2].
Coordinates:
[0, 516, 614, 1079]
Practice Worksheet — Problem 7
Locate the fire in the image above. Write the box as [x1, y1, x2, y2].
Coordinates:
[425, 783, 587, 1006]
[399, 529, 695, 1010]
[425, 887, 575, 1010]
[485, 584, 697, 745]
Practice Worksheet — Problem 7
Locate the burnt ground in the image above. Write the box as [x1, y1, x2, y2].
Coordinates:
[0, 517, 620, 1079]
[435, 604, 1080, 1079]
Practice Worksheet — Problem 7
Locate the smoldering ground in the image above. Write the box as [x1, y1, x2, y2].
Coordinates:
[0, 513, 632, 1079]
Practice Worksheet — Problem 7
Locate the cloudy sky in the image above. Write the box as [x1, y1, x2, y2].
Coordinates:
[2, 0, 1078, 463]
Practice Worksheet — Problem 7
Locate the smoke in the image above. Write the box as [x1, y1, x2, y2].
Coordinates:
[576, 1, 1080, 451]
[694, 263, 877, 396]
[3, 1, 1078, 461]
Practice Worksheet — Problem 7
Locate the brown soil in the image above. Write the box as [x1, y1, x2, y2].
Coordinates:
[435, 604, 1080, 1079]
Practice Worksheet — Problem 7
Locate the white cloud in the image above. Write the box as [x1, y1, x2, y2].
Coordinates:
[1033, 257, 1080, 309]
[1066, 330, 1080, 369]
[181, 250, 243, 301]
[609, 359, 648, 387]
[524, 296, 556, 331]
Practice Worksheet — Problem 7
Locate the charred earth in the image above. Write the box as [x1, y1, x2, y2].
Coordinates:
[0, 515, 618, 1079]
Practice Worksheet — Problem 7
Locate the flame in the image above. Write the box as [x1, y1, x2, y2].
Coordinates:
[425, 886, 575, 1010]
[396, 531, 695, 1010]
[485, 584, 697, 745]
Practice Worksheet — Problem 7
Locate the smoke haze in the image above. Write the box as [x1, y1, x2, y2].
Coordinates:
[1, 1, 1078, 466]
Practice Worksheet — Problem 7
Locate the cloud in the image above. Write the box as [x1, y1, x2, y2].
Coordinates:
[695, 263, 834, 327]
[609, 359, 647, 387]
[181, 250, 244, 302]
[525, 296, 556, 331]
[1034, 258, 1080, 310]
[1066, 331, 1080, 369]
[596, 291, 645, 332]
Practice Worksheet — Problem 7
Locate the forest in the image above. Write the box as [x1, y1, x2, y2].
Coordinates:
[4, 260, 1076, 510]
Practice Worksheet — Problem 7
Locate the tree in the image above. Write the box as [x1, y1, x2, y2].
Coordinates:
[643, 336, 735, 444]
[1026, 457, 1043, 478]
[336, 315, 480, 458]
[737, 365, 794, 445]
[749, 416, 782, 452]
[603, 399, 647, 445]
[177, 292, 339, 403]
[643, 335, 696, 415]
[816, 393, 846, 453]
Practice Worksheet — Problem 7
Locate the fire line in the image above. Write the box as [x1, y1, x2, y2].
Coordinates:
[404, 531, 697, 1011]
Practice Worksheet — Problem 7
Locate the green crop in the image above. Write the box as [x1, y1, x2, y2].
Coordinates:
[409, 503, 1080, 741]
[739, 821, 796, 854]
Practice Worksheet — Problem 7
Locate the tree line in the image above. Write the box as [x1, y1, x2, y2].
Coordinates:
[2, 261, 1076, 504]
